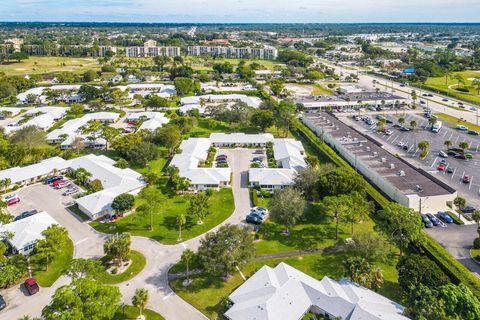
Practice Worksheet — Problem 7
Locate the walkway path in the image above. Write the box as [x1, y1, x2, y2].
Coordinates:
[0, 148, 251, 320]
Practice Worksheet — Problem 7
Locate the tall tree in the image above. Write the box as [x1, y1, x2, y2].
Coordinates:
[181, 249, 195, 282]
[35, 225, 69, 272]
[177, 214, 186, 240]
[103, 233, 131, 266]
[268, 188, 306, 234]
[132, 288, 149, 318]
[187, 192, 210, 224]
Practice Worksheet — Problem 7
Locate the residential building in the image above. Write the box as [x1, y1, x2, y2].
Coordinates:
[186, 45, 278, 60]
[225, 262, 409, 320]
[3, 107, 67, 134]
[115, 83, 176, 99]
[180, 94, 262, 110]
[302, 113, 457, 212]
[0, 156, 70, 186]
[125, 112, 169, 131]
[0, 211, 60, 255]
[98, 46, 117, 57]
[125, 40, 180, 57]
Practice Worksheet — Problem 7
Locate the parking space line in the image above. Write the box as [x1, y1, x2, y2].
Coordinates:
[442, 131, 448, 138]
[408, 145, 415, 153]
[454, 136, 460, 144]
[451, 167, 457, 180]
[430, 157, 438, 167]
[469, 176, 474, 190]
[460, 170, 465, 184]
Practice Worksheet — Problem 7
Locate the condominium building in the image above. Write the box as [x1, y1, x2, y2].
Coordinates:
[125, 40, 180, 57]
[98, 46, 117, 57]
[186, 45, 278, 60]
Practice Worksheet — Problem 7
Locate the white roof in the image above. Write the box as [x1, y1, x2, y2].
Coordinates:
[225, 263, 408, 320]
[47, 112, 119, 141]
[273, 139, 307, 171]
[68, 154, 146, 216]
[170, 138, 231, 185]
[0, 156, 69, 185]
[0, 211, 59, 251]
[126, 112, 170, 131]
[0, 107, 21, 117]
[181, 94, 262, 108]
[4, 107, 67, 134]
[210, 133, 274, 145]
[24, 106, 67, 120]
[248, 168, 296, 186]
[116, 84, 176, 98]
[16, 87, 46, 102]
[178, 104, 206, 115]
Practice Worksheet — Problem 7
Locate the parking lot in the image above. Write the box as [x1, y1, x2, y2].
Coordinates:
[340, 112, 480, 208]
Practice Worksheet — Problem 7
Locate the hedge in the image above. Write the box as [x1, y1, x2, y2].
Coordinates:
[292, 118, 480, 298]
[446, 211, 465, 225]
[250, 189, 259, 207]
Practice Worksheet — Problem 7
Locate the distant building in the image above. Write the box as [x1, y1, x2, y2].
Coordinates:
[225, 262, 409, 320]
[98, 46, 117, 57]
[186, 45, 278, 60]
[126, 40, 180, 57]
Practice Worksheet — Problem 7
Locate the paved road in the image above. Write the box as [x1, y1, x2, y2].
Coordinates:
[0, 148, 252, 320]
[426, 223, 480, 275]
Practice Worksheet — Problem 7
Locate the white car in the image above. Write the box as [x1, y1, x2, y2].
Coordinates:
[3, 193, 18, 202]
[397, 141, 405, 147]
[384, 129, 393, 135]
[63, 187, 79, 196]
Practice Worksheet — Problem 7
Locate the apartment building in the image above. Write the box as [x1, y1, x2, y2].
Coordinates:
[98, 46, 117, 57]
[186, 45, 278, 60]
[125, 40, 180, 57]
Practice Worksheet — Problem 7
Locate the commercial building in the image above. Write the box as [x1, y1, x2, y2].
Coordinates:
[0, 211, 60, 255]
[225, 262, 409, 320]
[186, 45, 278, 60]
[0, 154, 146, 219]
[125, 40, 180, 57]
[302, 113, 456, 212]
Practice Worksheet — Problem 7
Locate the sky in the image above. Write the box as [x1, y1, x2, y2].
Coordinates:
[1, 0, 480, 23]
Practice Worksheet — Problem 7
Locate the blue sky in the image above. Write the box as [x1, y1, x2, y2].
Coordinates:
[2, 0, 480, 23]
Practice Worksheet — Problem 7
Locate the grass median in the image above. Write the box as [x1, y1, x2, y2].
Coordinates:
[31, 238, 74, 287]
[95, 250, 146, 285]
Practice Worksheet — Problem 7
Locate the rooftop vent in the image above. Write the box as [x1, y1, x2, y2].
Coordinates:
[398, 170, 405, 176]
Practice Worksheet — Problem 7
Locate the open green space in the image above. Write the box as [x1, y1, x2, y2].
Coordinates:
[186, 57, 285, 71]
[0, 56, 100, 76]
[113, 305, 165, 320]
[311, 84, 335, 95]
[95, 250, 146, 285]
[67, 204, 91, 221]
[435, 112, 480, 132]
[31, 238, 74, 287]
[170, 252, 401, 320]
[90, 188, 234, 244]
[422, 71, 480, 105]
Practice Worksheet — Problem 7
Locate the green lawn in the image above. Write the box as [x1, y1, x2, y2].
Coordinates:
[170, 252, 402, 320]
[90, 188, 235, 244]
[436, 113, 480, 133]
[31, 238, 74, 287]
[471, 248, 480, 263]
[114, 305, 165, 320]
[311, 84, 335, 95]
[423, 71, 480, 105]
[0, 56, 100, 76]
[185, 57, 285, 71]
[95, 251, 146, 285]
[255, 203, 379, 255]
[67, 204, 91, 222]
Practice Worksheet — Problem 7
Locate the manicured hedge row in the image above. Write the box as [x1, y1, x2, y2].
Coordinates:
[446, 211, 465, 225]
[250, 189, 259, 207]
[292, 118, 480, 298]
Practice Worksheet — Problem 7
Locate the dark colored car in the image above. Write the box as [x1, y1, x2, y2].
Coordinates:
[447, 150, 458, 156]
[449, 148, 464, 153]
[437, 211, 453, 224]
[24, 278, 39, 295]
[463, 175, 471, 183]
[400, 126, 410, 132]
[461, 206, 476, 214]
[14, 210, 38, 221]
[0, 294, 6, 311]
[249, 211, 265, 221]
[45, 175, 64, 184]
[246, 214, 262, 225]
[447, 167, 454, 174]
[426, 213, 441, 226]
[468, 130, 479, 136]
[403, 145, 409, 150]
[422, 215, 433, 228]
[455, 154, 467, 160]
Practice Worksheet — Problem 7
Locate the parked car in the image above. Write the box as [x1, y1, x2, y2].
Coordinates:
[246, 214, 262, 225]
[0, 294, 5, 311]
[14, 210, 38, 221]
[249, 211, 265, 221]
[253, 150, 264, 154]
[447, 150, 458, 156]
[442, 98, 449, 102]
[397, 141, 405, 147]
[455, 154, 467, 160]
[465, 153, 474, 159]
[437, 164, 446, 171]
[447, 167, 455, 174]
[24, 278, 39, 295]
[403, 145, 409, 150]
[448, 147, 464, 153]
[253, 207, 268, 214]
[2, 193, 17, 202]
[400, 126, 410, 132]
[426, 213, 441, 226]
[7, 197, 20, 206]
[438, 150, 448, 158]
[384, 129, 393, 135]
[45, 176, 64, 184]
[439, 159, 447, 165]
[422, 215, 434, 228]
[437, 211, 453, 224]
[54, 180, 70, 189]
[63, 187, 79, 196]
[463, 175, 471, 183]
[461, 206, 476, 214]
[216, 155, 227, 160]
[456, 125, 469, 131]
[468, 130, 479, 136]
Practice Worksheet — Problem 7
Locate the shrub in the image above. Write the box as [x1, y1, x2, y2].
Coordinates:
[205, 189, 214, 197]
[251, 189, 259, 206]
[455, 87, 470, 93]
[111, 267, 118, 275]
[474, 238, 480, 249]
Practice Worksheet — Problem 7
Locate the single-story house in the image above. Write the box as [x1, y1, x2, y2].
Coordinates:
[210, 133, 274, 147]
[0, 156, 70, 186]
[125, 112, 170, 131]
[225, 262, 409, 320]
[0, 211, 60, 255]
[180, 94, 262, 109]
[4, 106, 68, 134]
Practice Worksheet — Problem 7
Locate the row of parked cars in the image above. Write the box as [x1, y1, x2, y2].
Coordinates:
[1, 193, 20, 206]
[44, 175, 79, 196]
[422, 211, 454, 228]
[245, 207, 268, 225]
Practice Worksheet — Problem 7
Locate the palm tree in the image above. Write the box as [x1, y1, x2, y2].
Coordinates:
[376, 119, 386, 132]
[428, 116, 438, 128]
[410, 90, 417, 107]
[410, 120, 417, 131]
[453, 74, 466, 89]
[176, 214, 186, 241]
[181, 249, 195, 283]
[418, 140, 430, 158]
[444, 139, 453, 150]
[444, 70, 452, 87]
[398, 117, 405, 127]
[459, 141, 469, 152]
[472, 210, 480, 226]
[454, 196, 466, 219]
[132, 288, 149, 318]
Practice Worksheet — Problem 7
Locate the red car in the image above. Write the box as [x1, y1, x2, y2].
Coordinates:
[463, 175, 471, 183]
[7, 197, 20, 206]
[24, 278, 39, 295]
[437, 164, 446, 171]
[52, 179, 66, 187]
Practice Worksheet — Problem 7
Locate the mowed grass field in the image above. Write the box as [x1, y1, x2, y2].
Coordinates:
[0, 56, 101, 76]
[186, 57, 286, 71]
[424, 71, 480, 104]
